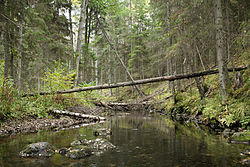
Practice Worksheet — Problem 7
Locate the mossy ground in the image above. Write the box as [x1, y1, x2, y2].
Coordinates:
[115, 67, 249, 130]
[164, 69, 249, 129]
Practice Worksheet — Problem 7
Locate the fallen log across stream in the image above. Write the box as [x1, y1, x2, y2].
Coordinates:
[94, 95, 173, 111]
[22, 66, 248, 97]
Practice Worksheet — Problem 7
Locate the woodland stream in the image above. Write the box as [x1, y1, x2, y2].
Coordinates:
[0, 112, 248, 167]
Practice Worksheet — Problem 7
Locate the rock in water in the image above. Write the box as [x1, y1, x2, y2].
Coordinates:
[65, 146, 92, 159]
[65, 138, 116, 159]
[93, 128, 112, 136]
[58, 148, 68, 155]
[20, 142, 55, 157]
[91, 138, 116, 152]
[71, 140, 82, 146]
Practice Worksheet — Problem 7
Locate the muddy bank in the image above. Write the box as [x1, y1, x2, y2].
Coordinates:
[0, 106, 105, 137]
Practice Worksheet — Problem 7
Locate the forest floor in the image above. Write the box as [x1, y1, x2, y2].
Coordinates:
[0, 105, 105, 137]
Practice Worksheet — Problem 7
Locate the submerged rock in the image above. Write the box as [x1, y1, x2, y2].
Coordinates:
[90, 138, 116, 153]
[71, 140, 82, 146]
[20, 142, 55, 157]
[58, 148, 68, 155]
[65, 138, 116, 158]
[93, 128, 112, 136]
[72, 138, 116, 151]
[65, 146, 92, 159]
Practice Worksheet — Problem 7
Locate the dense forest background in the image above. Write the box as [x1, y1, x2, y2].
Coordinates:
[0, 0, 249, 127]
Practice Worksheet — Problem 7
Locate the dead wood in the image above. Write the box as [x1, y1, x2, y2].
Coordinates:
[51, 110, 106, 121]
[22, 65, 248, 97]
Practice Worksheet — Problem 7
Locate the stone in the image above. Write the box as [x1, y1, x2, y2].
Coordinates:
[20, 142, 55, 157]
[64, 138, 116, 158]
[90, 138, 116, 152]
[71, 140, 82, 146]
[65, 146, 92, 159]
[93, 128, 112, 136]
[58, 148, 68, 155]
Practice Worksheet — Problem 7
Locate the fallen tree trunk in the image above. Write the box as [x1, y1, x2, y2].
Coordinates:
[94, 101, 152, 112]
[95, 102, 150, 107]
[22, 66, 248, 97]
[51, 110, 106, 121]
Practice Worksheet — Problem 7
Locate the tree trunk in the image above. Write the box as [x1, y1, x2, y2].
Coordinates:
[4, 21, 12, 79]
[83, 7, 89, 82]
[170, 56, 176, 103]
[166, 0, 172, 46]
[108, 46, 112, 97]
[69, 5, 74, 70]
[98, 18, 145, 97]
[189, 47, 205, 99]
[37, 77, 40, 92]
[168, 58, 171, 93]
[95, 48, 98, 85]
[226, 0, 236, 81]
[167, 0, 175, 99]
[17, 23, 23, 92]
[22, 65, 247, 97]
[214, 0, 229, 96]
[75, 0, 88, 87]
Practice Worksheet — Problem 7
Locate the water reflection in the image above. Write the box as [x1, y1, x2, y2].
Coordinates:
[0, 112, 247, 167]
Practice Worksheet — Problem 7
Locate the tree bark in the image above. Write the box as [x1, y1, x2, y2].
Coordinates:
[214, 0, 229, 96]
[22, 65, 248, 97]
[193, 48, 206, 99]
[166, 0, 172, 45]
[226, 0, 236, 81]
[95, 48, 98, 85]
[17, 23, 23, 92]
[52, 110, 105, 121]
[68, 4, 74, 70]
[75, 0, 88, 87]
[170, 56, 176, 103]
[4, 21, 13, 79]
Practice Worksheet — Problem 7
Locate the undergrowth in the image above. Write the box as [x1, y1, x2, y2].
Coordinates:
[165, 69, 249, 129]
[0, 61, 103, 122]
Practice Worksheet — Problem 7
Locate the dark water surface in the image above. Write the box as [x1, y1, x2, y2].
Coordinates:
[0, 113, 248, 167]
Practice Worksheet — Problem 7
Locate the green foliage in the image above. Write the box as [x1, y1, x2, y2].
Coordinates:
[42, 63, 75, 91]
[0, 80, 16, 119]
[0, 61, 80, 121]
[163, 72, 249, 129]
[0, 60, 4, 86]
[0, 61, 15, 119]
[77, 81, 103, 105]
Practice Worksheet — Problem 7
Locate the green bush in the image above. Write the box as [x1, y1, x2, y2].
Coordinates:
[0, 61, 76, 121]
[42, 62, 75, 91]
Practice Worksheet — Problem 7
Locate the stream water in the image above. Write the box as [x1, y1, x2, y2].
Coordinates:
[0, 112, 248, 167]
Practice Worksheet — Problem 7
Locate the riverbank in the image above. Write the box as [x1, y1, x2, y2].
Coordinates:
[0, 105, 106, 137]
